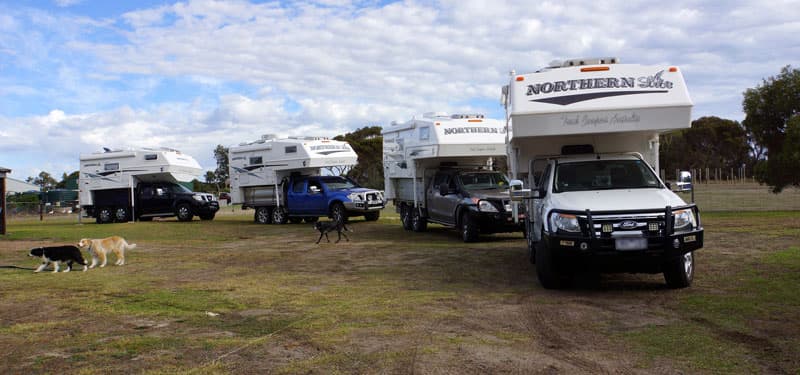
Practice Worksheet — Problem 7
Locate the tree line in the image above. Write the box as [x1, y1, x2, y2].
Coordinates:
[22, 65, 800, 195]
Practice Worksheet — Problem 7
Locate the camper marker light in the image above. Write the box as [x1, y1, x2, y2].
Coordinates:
[551, 213, 580, 233]
[468, 119, 483, 123]
[669, 67, 678, 72]
[515, 76, 524, 81]
[581, 66, 610, 72]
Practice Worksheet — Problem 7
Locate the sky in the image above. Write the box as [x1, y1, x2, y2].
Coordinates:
[1, 0, 799, 182]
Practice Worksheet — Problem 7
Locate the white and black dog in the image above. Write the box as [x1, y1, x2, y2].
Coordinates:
[314, 220, 352, 244]
[28, 246, 88, 273]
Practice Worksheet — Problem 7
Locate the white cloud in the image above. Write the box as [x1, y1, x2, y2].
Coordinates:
[2, 0, 799, 180]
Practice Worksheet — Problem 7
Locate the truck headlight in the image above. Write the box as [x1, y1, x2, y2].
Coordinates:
[347, 193, 363, 202]
[673, 209, 696, 231]
[193, 194, 204, 201]
[478, 200, 498, 212]
[550, 213, 580, 233]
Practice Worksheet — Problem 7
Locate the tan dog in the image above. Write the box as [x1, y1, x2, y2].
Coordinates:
[77, 236, 136, 268]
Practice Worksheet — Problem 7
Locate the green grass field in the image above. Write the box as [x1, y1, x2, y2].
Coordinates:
[1, 184, 799, 373]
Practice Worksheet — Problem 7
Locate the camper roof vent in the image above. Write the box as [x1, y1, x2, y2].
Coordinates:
[450, 114, 484, 119]
[560, 57, 618, 67]
[261, 134, 276, 141]
[423, 112, 449, 119]
[561, 144, 595, 155]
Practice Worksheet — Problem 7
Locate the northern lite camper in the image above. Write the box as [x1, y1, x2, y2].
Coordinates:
[79, 148, 219, 223]
[503, 58, 704, 289]
[383, 113, 524, 242]
[229, 136, 385, 224]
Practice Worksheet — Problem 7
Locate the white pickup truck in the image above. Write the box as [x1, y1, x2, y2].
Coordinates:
[503, 58, 704, 289]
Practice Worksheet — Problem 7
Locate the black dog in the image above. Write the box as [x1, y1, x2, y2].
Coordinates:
[314, 220, 352, 244]
[28, 246, 88, 273]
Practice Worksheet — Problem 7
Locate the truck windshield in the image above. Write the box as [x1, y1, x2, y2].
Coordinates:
[554, 160, 662, 193]
[170, 183, 193, 193]
[460, 172, 509, 191]
[320, 176, 359, 191]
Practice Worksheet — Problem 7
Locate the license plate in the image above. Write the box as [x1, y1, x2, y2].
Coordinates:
[615, 237, 648, 251]
[368, 200, 382, 205]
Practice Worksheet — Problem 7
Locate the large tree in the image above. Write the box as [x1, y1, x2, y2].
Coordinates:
[334, 126, 383, 189]
[26, 171, 58, 190]
[209, 144, 229, 190]
[660, 116, 750, 180]
[742, 65, 800, 192]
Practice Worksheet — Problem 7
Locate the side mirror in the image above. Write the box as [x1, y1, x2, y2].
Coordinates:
[509, 179, 533, 201]
[439, 183, 449, 196]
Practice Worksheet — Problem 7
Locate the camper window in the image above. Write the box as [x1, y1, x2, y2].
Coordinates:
[249, 156, 262, 165]
[419, 127, 430, 141]
[285, 146, 297, 154]
[144, 154, 158, 161]
[104, 163, 119, 171]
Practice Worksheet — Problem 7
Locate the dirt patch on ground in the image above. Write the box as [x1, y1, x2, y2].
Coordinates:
[1, 213, 799, 373]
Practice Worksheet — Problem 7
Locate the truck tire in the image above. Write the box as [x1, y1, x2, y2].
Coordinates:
[97, 207, 113, 224]
[411, 206, 427, 232]
[113, 207, 129, 222]
[460, 211, 479, 242]
[254, 207, 272, 224]
[176, 203, 193, 222]
[364, 211, 380, 221]
[663, 251, 694, 289]
[199, 213, 216, 221]
[272, 207, 288, 224]
[330, 202, 348, 223]
[527, 219, 536, 264]
[304, 217, 319, 223]
[535, 240, 569, 289]
[400, 203, 412, 230]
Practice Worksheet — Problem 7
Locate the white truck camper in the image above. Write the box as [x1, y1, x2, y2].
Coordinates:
[383, 112, 524, 242]
[229, 136, 385, 224]
[79, 148, 219, 223]
[503, 57, 704, 288]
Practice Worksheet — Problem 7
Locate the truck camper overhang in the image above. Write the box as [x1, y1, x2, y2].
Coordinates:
[508, 64, 693, 139]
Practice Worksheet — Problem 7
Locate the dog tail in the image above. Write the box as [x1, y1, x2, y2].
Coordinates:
[126, 243, 137, 250]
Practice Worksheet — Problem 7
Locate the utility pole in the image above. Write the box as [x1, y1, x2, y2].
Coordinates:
[0, 167, 10, 235]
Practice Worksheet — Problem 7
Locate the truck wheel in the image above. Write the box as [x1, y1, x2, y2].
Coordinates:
[97, 207, 113, 224]
[535, 240, 569, 289]
[272, 207, 288, 224]
[399, 204, 412, 230]
[176, 203, 193, 222]
[364, 211, 380, 221]
[304, 217, 319, 223]
[199, 213, 216, 221]
[254, 207, 272, 224]
[460, 211, 479, 242]
[663, 251, 694, 288]
[411, 206, 427, 232]
[331, 203, 348, 223]
[114, 207, 129, 222]
[289, 218, 303, 224]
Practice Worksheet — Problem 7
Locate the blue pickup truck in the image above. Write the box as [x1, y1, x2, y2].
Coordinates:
[247, 175, 385, 224]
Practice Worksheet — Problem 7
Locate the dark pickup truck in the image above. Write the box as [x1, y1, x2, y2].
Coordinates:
[398, 169, 524, 242]
[87, 182, 219, 223]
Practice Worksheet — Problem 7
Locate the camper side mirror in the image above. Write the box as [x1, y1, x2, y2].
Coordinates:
[509, 179, 533, 201]
[439, 183, 449, 196]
